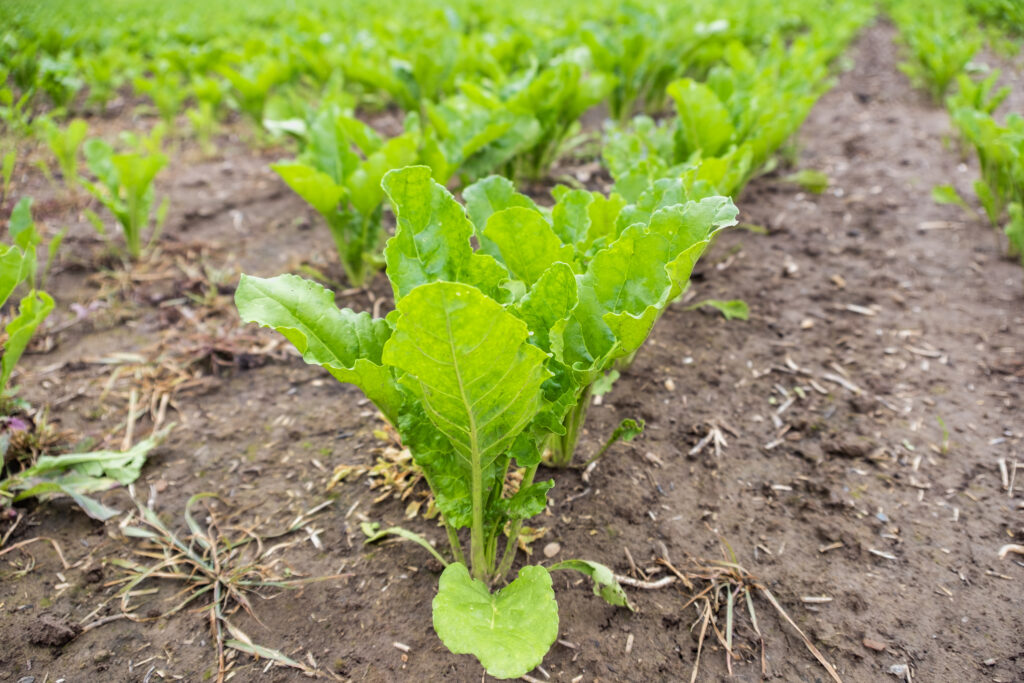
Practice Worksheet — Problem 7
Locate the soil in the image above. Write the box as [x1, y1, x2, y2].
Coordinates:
[2, 21, 1023, 683]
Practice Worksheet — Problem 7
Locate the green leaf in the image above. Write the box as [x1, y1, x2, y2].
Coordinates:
[783, 170, 829, 194]
[8, 430, 167, 521]
[2, 290, 54, 393]
[689, 299, 749, 320]
[667, 78, 735, 158]
[0, 245, 28, 310]
[590, 370, 619, 397]
[484, 207, 573, 286]
[1006, 203, 1024, 265]
[9, 196, 39, 250]
[931, 184, 971, 211]
[382, 166, 508, 301]
[550, 188, 593, 246]
[234, 273, 401, 424]
[271, 161, 346, 217]
[551, 559, 633, 609]
[515, 262, 578, 353]
[383, 282, 550, 472]
[432, 563, 558, 679]
[462, 175, 539, 256]
[348, 133, 419, 218]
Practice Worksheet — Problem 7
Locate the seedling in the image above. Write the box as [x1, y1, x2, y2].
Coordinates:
[271, 103, 417, 287]
[82, 126, 169, 260]
[2, 198, 60, 409]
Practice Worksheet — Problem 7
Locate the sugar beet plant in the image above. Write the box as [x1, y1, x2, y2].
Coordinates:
[236, 165, 735, 676]
[82, 126, 169, 260]
[272, 103, 418, 287]
[2, 199, 57, 413]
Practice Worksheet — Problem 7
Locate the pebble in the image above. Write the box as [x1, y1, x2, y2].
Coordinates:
[664, 378, 676, 391]
[543, 542, 561, 558]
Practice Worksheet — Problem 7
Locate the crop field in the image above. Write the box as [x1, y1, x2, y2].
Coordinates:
[1, 0, 1023, 681]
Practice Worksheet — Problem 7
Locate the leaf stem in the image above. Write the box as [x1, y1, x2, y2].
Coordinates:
[550, 385, 593, 468]
[495, 463, 537, 582]
[445, 522, 466, 566]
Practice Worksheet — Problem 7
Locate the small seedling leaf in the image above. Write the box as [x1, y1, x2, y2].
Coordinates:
[551, 559, 634, 609]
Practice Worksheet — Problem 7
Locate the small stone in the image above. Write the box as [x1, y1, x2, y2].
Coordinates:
[153, 479, 169, 493]
[862, 637, 887, 652]
[983, 658, 997, 666]
[18, 677, 35, 683]
[543, 542, 561, 558]
[800, 319, 815, 330]
[887, 663, 909, 678]
[664, 378, 676, 392]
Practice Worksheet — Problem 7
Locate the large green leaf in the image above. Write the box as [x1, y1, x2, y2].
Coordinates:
[432, 563, 558, 679]
[348, 133, 419, 217]
[382, 281, 549, 471]
[234, 273, 401, 424]
[382, 166, 508, 301]
[1, 290, 54, 393]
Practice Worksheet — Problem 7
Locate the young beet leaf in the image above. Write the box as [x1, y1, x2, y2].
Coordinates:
[2, 198, 58, 406]
[272, 104, 417, 287]
[82, 130, 169, 260]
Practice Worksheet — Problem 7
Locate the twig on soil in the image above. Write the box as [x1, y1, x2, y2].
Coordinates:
[997, 544, 1024, 560]
[615, 574, 676, 589]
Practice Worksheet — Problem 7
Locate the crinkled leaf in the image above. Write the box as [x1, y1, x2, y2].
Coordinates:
[506, 479, 554, 520]
[9, 431, 167, 521]
[590, 370, 620, 397]
[383, 166, 509, 302]
[550, 187, 593, 246]
[432, 563, 558, 679]
[234, 274, 401, 424]
[382, 282, 550, 472]
[515, 262, 577, 353]
[463, 175, 540, 257]
[484, 208, 573, 286]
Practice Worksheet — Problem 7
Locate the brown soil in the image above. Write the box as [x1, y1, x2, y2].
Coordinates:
[2, 21, 1023, 683]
